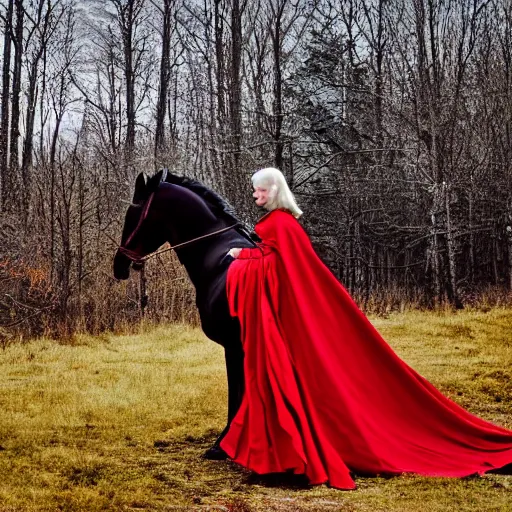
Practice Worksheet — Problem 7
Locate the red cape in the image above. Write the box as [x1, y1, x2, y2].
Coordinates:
[220, 209, 512, 490]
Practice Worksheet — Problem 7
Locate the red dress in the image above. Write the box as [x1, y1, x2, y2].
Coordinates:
[220, 209, 512, 490]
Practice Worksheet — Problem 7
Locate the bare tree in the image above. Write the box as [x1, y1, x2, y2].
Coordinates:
[154, 0, 174, 161]
[21, 0, 66, 219]
[108, 0, 151, 168]
[8, 0, 24, 209]
[0, 0, 14, 210]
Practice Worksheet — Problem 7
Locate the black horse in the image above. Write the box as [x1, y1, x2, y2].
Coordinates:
[113, 169, 255, 459]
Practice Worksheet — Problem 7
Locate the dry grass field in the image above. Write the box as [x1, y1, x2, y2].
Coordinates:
[0, 309, 511, 511]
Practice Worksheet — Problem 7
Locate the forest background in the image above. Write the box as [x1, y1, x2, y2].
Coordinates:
[1, 0, 512, 341]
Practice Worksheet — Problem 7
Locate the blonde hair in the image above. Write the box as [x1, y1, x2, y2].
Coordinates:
[251, 167, 303, 218]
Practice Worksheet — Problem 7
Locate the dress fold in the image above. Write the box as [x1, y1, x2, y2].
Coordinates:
[220, 209, 512, 490]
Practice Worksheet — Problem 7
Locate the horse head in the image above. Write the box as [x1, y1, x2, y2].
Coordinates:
[113, 171, 169, 280]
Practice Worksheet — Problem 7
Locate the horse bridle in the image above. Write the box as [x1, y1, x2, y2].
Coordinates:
[118, 223, 239, 264]
[117, 189, 239, 264]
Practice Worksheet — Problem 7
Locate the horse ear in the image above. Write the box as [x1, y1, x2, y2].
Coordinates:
[133, 172, 148, 204]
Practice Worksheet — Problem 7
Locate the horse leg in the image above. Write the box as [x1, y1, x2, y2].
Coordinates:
[203, 340, 244, 460]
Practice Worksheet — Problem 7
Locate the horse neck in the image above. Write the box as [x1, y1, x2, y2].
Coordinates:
[156, 184, 233, 283]
[157, 183, 221, 237]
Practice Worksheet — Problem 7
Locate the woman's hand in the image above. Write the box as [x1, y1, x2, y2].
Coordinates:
[228, 248, 243, 258]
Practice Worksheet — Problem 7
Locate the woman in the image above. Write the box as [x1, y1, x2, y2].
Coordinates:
[220, 167, 512, 490]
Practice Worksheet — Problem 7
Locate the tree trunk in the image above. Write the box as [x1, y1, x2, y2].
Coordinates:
[229, 0, 242, 178]
[21, 66, 39, 214]
[429, 183, 443, 306]
[212, 0, 226, 191]
[214, 0, 226, 123]
[0, 0, 14, 210]
[117, 0, 145, 169]
[124, 17, 136, 165]
[468, 184, 475, 283]
[139, 265, 147, 318]
[492, 227, 499, 285]
[271, 2, 283, 171]
[507, 209, 512, 290]
[154, 0, 173, 164]
[444, 183, 463, 308]
[9, 0, 24, 209]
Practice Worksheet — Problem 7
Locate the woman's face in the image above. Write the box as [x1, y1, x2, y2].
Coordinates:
[253, 185, 270, 207]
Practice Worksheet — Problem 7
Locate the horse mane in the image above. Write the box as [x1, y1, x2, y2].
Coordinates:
[155, 169, 239, 223]
[146, 169, 258, 242]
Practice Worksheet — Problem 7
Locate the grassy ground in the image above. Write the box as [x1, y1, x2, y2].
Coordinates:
[0, 309, 511, 512]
